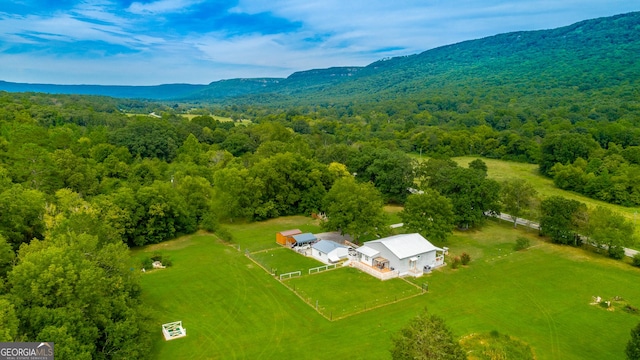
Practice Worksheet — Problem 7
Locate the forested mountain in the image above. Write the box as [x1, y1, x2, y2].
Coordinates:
[0, 81, 205, 100]
[1, 12, 638, 105]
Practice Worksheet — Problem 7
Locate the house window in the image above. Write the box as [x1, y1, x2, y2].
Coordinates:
[365, 256, 369, 261]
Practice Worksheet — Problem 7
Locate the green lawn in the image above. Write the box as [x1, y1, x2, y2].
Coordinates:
[384, 205, 404, 225]
[250, 247, 324, 276]
[137, 218, 640, 359]
[286, 267, 422, 320]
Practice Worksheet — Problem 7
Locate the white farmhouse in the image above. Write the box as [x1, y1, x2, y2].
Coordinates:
[354, 233, 444, 278]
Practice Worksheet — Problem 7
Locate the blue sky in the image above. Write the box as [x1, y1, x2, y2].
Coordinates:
[0, 0, 638, 85]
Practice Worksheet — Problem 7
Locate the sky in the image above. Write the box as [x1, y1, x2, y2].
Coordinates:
[0, 1, 638, 85]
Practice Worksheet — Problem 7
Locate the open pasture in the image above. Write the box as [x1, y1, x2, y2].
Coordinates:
[138, 218, 640, 359]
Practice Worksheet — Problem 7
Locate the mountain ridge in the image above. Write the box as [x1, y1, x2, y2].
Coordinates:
[0, 11, 638, 103]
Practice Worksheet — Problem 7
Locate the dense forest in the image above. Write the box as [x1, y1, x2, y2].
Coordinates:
[1, 11, 640, 359]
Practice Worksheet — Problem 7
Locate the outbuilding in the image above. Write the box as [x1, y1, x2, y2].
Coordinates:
[276, 229, 302, 246]
[311, 240, 349, 264]
[291, 233, 317, 247]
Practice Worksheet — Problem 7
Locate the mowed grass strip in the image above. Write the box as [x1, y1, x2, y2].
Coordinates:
[250, 247, 324, 276]
[286, 267, 422, 320]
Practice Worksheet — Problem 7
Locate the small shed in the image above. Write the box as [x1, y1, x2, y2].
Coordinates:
[312, 240, 349, 264]
[276, 229, 302, 246]
[292, 233, 316, 247]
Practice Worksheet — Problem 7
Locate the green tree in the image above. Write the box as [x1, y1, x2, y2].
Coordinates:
[428, 163, 501, 229]
[176, 133, 204, 164]
[0, 298, 19, 341]
[627, 322, 640, 360]
[0, 235, 13, 279]
[0, 184, 46, 249]
[587, 206, 635, 259]
[391, 310, 467, 360]
[221, 132, 256, 156]
[322, 177, 388, 243]
[7, 232, 151, 358]
[249, 153, 330, 218]
[539, 133, 599, 176]
[212, 166, 260, 221]
[110, 117, 179, 161]
[400, 190, 455, 242]
[539, 196, 587, 245]
[468, 158, 488, 175]
[500, 179, 538, 228]
[348, 146, 414, 203]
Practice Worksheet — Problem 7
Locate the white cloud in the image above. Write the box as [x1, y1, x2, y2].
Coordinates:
[0, 8, 164, 50]
[127, 0, 206, 15]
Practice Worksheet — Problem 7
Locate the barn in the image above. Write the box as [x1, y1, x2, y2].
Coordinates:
[276, 229, 303, 246]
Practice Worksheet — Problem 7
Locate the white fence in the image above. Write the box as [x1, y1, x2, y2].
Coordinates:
[308, 264, 337, 274]
[279, 271, 301, 280]
[351, 261, 399, 281]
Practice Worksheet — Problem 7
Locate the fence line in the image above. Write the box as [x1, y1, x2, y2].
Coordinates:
[351, 261, 399, 280]
[279, 271, 301, 280]
[308, 264, 337, 274]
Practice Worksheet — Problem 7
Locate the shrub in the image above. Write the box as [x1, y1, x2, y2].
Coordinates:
[608, 245, 625, 260]
[460, 252, 471, 265]
[151, 251, 163, 262]
[141, 257, 153, 270]
[216, 227, 234, 242]
[633, 253, 640, 267]
[200, 212, 219, 232]
[163, 255, 173, 267]
[514, 237, 531, 251]
[451, 256, 461, 269]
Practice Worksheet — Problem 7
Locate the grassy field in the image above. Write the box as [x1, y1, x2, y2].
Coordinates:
[286, 267, 422, 320]
[137, 217, 640, 359]
[180, 114, 234, 122]
[250, 246, 324, 275]
[454, 156, 640, 240]
[384, 205, 404, 225]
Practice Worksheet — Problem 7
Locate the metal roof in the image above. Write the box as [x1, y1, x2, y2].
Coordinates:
[292, 232, 316, 244]
[279, 229, 302, 236]
[356, 245, 380, 257]
[312, 240, 347, 254]
[366, 233, 442, 260]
